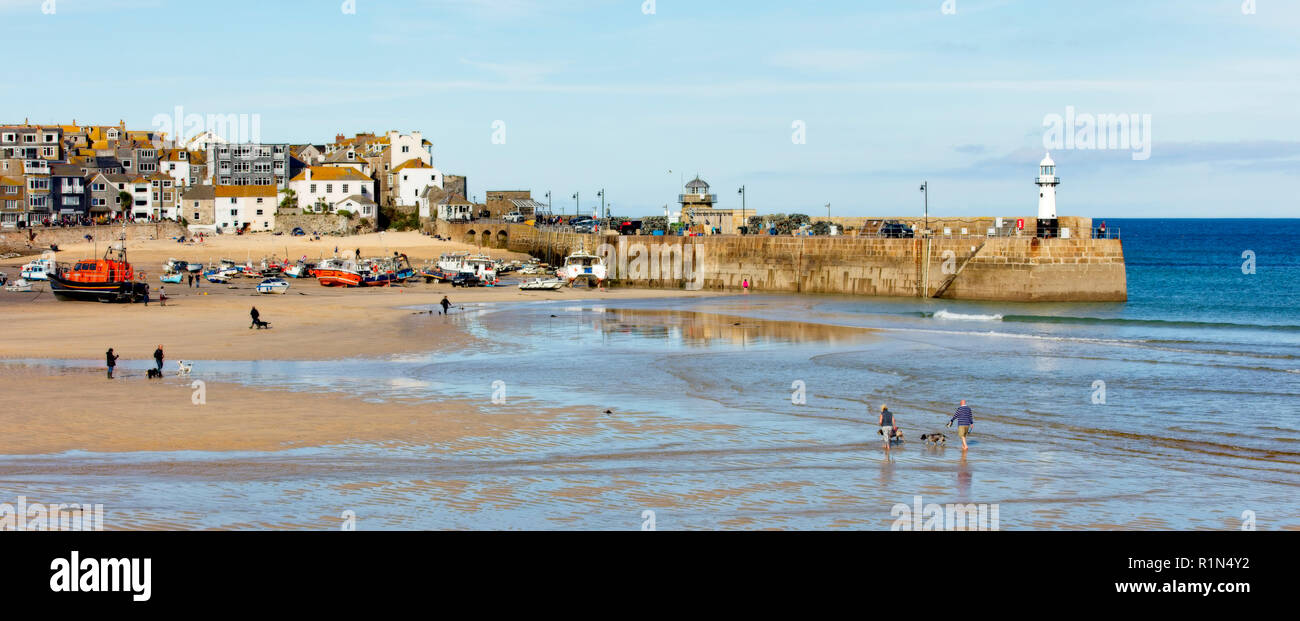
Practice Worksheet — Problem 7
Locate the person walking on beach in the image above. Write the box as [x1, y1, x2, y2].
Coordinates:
[158, 285, 167, 306]
[105, 348, 119, 379]
[440, 296, 451, 315]
[948, 400, 975, 451]
[878, 405, 898, 451]
[153, 345, 165, 374]
[250, 306, 260, 328]
[742, 279, 750, 294]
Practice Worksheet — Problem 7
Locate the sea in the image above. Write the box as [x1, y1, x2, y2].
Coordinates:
[4, 219, 1298, 530]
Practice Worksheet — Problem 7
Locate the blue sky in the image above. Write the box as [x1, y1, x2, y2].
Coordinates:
[2, 0, 1297, 218]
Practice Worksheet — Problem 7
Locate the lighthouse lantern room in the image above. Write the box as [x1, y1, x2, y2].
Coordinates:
[1036, 153, 1060, 238]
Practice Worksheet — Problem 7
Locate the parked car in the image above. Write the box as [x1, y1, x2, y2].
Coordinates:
[878, 221, 915, 238]
[451, 273, 483, 287]
[504, 212, 526, 223]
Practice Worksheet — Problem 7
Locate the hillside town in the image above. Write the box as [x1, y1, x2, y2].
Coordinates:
[0, 120, 500, 236]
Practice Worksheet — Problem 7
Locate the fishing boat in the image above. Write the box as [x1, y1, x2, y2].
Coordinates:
[20, 258, 55, 281]
[461, 254, 498, 285]
[160, 268, 185, 284]
[392, 254, 415, 282]
[204, 270, 230, 284]
[283, 260, 315, 279]
[47, 241, 149, 303]
[559, 247, 607, 287]
[256, 278, 290, 294]
[421, 252, 469, 282]
[359, 258, 398, 287]
[315, 258, 363, 287]
[519, 277, 567, 291]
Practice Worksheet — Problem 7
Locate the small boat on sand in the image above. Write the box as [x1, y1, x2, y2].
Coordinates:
[519, 278, 567, 291]
[257, 278, 290, 294]
[5, 278, 34, 292]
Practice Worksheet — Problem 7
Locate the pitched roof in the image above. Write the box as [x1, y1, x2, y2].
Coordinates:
[214, 185, 277, 198]
[183, 185, 216, 200]
[290, 166, 371, 182]
[392, 159, 432, 171]
[339, 194, 376, 205]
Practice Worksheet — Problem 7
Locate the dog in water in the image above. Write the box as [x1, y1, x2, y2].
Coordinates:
[146, 368, 163, 379]
[877, 428, 906, 443]
[251, 319, 271, 330]
[919, 433, 947, 446]
[176, 360, 193, 377]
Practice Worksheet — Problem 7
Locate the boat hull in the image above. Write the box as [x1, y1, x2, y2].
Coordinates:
[48, 274, 149, 303]
[316, 270, 362, 287]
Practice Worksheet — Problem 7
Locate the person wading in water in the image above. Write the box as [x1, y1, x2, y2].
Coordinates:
[106, 348, 119, 379]
[878, 405, 898, 451]
[440, 296, 451, 315]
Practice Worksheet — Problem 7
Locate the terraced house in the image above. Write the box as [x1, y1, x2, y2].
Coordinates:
[0, 174, 25, 226]
[206, 142, 290, 189]
[213, 184, 277, 232]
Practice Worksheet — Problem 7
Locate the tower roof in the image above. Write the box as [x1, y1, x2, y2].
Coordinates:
[685, 176, 710, 191]
[1040, 152, 1055, 167]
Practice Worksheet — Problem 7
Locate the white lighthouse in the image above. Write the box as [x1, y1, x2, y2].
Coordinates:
[1036, 153, 1059, 219]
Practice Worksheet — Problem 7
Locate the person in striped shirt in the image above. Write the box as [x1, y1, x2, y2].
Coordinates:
[948, 400, 975, 450]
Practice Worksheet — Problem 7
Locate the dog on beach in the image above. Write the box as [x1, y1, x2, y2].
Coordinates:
[146, 368, 163, 380]
[177, 360, 193, 377]
[877, 428, 905, 443]
[919, 433, 947, 446]
[251, 319, 271, 330]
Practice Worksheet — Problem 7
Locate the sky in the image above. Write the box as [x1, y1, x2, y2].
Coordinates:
[1, 0, 1297, 218]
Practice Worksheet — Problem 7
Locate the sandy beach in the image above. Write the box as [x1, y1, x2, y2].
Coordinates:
[0, 231, 719, 458]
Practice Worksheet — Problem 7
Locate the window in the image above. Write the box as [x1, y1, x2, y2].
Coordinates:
[401, 146, 409, 153]
[342, 184, 349, 193]
[310, 184, 317, 193]
[193, 212, 200, 220]
[230, 209, 238, 216]
[23, 135, 35, 143]
[93, 183, 105, 191]
[326, 184, 333, 193]
[256, 198, 263, 204]
[1, 133, 13, 142]
[256, 209, 263, 215]
[44, 134, 56, 143]
[122, 160, 132, 169]
[230, 198, 237, 204]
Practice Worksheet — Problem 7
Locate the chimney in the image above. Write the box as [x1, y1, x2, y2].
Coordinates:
[335, 134, 344, 144]
[305, 168, 312, 181]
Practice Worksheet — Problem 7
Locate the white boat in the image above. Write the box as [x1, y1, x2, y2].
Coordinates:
[559, 248, 607, 287]
[256, 278, 290, 294]
[4, 278, 34, 292]
[460, 255, 498, 284]
[519, 278, 567, 291]
[20, 258, 55, 281]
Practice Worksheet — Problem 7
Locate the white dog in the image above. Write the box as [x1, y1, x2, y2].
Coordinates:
[176, 360, 193, 377]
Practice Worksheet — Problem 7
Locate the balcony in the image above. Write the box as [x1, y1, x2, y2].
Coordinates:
[679, 194, 717, 204]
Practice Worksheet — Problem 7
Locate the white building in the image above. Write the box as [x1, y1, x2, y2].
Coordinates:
[289, 166, 375, 213]
[389, 159, 442, 206]
[214, 185, 277, 232]
[1037, 153, 1059, 220]
[337, 195, 377, 220]
[385, 130, 432, 170]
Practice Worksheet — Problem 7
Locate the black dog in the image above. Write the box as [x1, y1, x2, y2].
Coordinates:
[146, 368, 163, 379]
[251, 319, 272, 330]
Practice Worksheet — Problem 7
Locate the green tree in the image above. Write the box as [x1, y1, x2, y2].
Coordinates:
[278, 188, 298, 212]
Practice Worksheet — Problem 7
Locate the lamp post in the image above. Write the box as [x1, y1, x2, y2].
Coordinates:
[919, 181, 928, 235]
[737, 185, 746, 234]
[545, 191, 551, 218]
[571, 192, 579, 219]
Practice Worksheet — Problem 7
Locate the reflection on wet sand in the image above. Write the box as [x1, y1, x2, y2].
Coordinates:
[597, 308, 878, 347]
